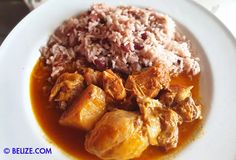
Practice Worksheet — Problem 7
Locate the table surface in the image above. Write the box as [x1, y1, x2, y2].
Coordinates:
[0, 0, 235, 45]
[0, 0, 29, 44]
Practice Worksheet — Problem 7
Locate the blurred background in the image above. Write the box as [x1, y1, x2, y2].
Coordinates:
[0, 0, 29, 44]
[0, 0, 235, 45]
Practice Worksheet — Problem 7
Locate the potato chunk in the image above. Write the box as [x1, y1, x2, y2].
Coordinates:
[59, 84, 106, 131]
[102, 69, 126, 101]
[85, 109, 149, 160]
[125, 65, 170, 98]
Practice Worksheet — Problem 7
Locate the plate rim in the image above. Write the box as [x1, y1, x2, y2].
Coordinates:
[0, 0, 236, 160]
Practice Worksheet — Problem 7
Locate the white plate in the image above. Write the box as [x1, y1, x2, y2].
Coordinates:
[0, 0, 236, 160]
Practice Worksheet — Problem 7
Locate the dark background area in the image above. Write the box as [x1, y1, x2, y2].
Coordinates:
[0, 0, 29, 44]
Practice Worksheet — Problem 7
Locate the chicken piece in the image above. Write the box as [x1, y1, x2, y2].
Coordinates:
[159, 90, 176, 107]
[157, 109, 182, 150]
[159, 85, 193, 106]
[82, 68, 103, 86]
[119, 96, 138, 111]
[137, 97, 162, 145]
[174, 97, 202, 122]
[125, 65, 170, 98]
[137, 97, 182, 150]
[49, 73, 84, 110]
[174, 86, 193, 103]
[85, 109, 149, 160]
[102, 69, 126, 101]
[59, 84, 106, 131]
[159, 85, 201, 122]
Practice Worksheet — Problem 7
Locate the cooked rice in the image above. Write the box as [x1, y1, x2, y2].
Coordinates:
[40, 3, 200, 78]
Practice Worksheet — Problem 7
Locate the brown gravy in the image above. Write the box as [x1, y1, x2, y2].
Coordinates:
[30, 60, 202, 160]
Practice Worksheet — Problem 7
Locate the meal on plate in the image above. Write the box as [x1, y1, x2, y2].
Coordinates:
[30, 3, 203, 160]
